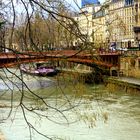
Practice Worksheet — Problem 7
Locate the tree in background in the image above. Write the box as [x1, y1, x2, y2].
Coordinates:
[7, 0, 84, 52]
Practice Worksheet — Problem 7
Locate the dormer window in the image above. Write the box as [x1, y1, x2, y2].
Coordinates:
[125, 0, 134, 6]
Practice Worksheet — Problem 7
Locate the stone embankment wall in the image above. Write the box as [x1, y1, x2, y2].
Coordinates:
[105, 77, 140, 94]
[120, 51, 140, 78]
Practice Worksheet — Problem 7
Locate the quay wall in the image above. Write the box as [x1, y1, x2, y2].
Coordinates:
[120, 51, 140, 78]
[105, 77, 140, 94]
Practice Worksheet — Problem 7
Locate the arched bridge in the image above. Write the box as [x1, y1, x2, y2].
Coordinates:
[0, 50, 120, 70]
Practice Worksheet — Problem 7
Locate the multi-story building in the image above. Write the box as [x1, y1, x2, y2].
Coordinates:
[133, 0, 140, 48]
[77, 5, 93, 42]
[93, 8, 106, 48]
[107, 0, 135, 49]
[73, 0, 101, 46]
[74, 0, 140, 49]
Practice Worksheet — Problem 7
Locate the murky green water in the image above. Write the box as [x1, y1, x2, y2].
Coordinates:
[0, 68, 140, 140]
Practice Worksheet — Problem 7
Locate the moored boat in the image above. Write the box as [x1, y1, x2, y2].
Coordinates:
[20, 64, 59, 76]
[37, 66, 58, 76]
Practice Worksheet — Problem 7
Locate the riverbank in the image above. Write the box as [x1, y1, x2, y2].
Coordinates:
[105, 76, 140, 94]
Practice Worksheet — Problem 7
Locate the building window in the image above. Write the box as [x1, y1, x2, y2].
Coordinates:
[130, 58, 135, 67]
[125, 0, 134, 6]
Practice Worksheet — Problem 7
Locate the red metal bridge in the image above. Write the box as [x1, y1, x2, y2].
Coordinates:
[0, 50, 120, 69]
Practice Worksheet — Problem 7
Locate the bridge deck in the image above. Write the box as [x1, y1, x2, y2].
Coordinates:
[0, 50, 120, 68]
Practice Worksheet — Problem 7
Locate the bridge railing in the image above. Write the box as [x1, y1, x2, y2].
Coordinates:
[97, 48, 140, 56]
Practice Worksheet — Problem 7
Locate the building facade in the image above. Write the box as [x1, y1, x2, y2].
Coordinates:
[93, 9, 106, 48]
[74, 0, 101, 46]
[107, 0, 135, 49]
[75, 0, 140, 50]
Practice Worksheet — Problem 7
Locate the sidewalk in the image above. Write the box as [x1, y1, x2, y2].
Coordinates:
[117, 77, 140, 86]
[106, 76, 140, 91]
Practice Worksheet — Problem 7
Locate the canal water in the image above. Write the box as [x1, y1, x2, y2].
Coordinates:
[0, 68, 140, 140]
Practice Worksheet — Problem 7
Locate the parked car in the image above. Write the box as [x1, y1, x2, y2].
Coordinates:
[116, 47, 128, 51]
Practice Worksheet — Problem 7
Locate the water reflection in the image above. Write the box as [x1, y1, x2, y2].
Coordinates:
[0, 68, 140, 140]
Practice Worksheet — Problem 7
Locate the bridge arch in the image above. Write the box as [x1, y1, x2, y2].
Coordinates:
[110, 67, 119, 76]
[0, 51, 119, 76]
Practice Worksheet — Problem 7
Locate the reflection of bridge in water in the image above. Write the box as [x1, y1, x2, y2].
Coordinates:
[0, 50, 120, 75]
